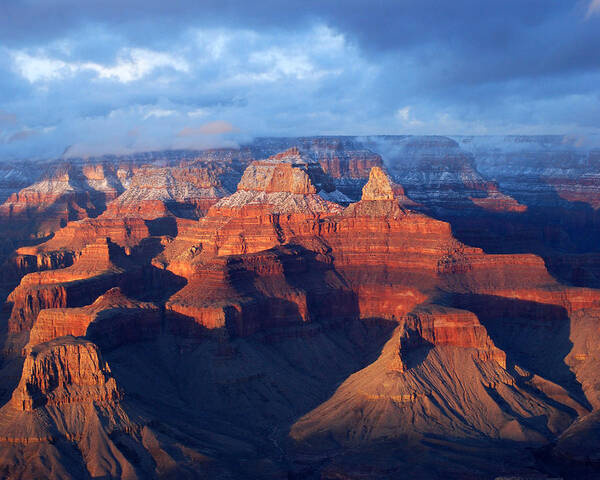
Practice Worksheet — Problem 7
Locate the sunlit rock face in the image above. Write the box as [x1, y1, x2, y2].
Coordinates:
[29, 287, 161, 349]
[212, 147, 346, 216]
[10, 336, 121, 411]
[361, 167, 394, 201]
[1, 141, 600, 479]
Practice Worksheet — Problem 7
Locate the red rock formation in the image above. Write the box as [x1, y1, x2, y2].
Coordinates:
[245, 137, 384, 185]
[290, 324, 571, 447]
[167, 245, 355, 337]
[0, 162, 127, 240]
[29, 287, 161, 349]
[103, 164, 228, 220]
[361, 167, 394, 201]
[1, 146, 600, 479]
[210, 148, 344, 218]
[6, 238, 126, 332]
[164, 160, 579, 343]
[25, 216, 152, 256]
[10, 336, 121, 411]
[399, 305, 506, 368]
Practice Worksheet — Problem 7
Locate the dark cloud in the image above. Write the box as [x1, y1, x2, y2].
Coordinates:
[0, 1, 599, 159]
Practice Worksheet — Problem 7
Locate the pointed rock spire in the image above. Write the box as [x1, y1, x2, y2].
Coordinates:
[361, 167, 395, 201]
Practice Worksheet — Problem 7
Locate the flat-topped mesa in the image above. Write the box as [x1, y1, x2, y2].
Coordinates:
[397, 305, 507, 370]
[10, 336, 121, 411]
[18, 237, 118, 286]
[237, 147, 324, 194]
[29, 287, 161, 349]
[210, 148, 346, 216]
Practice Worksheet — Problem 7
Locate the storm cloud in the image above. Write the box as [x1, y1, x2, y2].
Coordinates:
[0, 1, 598, 159]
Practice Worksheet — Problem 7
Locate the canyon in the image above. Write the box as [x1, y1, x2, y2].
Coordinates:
[0, 136, 599, 479]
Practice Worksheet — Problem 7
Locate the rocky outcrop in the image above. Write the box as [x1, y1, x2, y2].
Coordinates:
[455, 135, 600, 210]
[167, 245, 356, 338]
[6, 238, 126, 332]
[362, 135, 526, 214]
[398, 305, 506, 368]
[211, 148, 345, 216]
[166, 160, 575, 342]
[10, 336, 121, 411]
[104, 164, 228, 220]
[31, 216, 152, 256]
[290, 323, 572, 447]
[244, 137, 384, 198]
[29, 287, 161, 349]
[361, 167, 394, 201]
[2, 143, 600, 479]
[0, 162, 128, 241]
[554, 409, 600, 463]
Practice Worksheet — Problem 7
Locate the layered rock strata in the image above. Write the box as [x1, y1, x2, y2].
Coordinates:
[6, 238, 126, 332]
[29, 287, 161, 350]
[9, 336, 121, 411]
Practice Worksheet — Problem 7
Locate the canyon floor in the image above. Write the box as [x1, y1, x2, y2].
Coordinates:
[0, 136, 600, 479]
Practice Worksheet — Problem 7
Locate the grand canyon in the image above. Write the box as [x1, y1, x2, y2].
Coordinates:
[3, 1, 600, 477]
[0, 135, 599, 479]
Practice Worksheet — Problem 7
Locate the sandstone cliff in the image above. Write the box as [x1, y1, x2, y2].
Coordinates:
[9, 336, 121, 411]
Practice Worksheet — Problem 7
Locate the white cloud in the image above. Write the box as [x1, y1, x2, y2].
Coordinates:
[395, 106, 424, 128]
[188, 108, 210, 118]
[11, 52, 76, 82]
[143, 108, 177, 120]
[248, 49, 316, 81]
[82, 48, 189, 82]
[396, 106, 411, 121]
[194, 30, 231, 59]
[11, 47, 189, 84]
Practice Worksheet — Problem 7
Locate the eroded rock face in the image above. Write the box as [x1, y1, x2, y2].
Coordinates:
[243, 138, 384, 199]
[399, 305, 506, 369]
[166, 245, 356, 338]
[290, 334, 572, 447]
[363, 135, 527, 214]
[2, 144, 600, 479]
[10, 337, 121, 411]
[0, 162, 128, 241]
[361, 167, 395, 201]
[104, 164, 228, 220]
[6, 238, 126, 332]
[29, 287, 161, 349]
[212, 148, 344, 216]
[164, 161, 586, 345]
[238, 149, 318, 195]
[555, 409, 600, 463]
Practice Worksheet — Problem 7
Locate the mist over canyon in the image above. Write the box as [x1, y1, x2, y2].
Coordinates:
[0, 135, 598, 479]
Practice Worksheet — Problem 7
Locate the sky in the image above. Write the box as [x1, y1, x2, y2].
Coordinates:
[0, 0, 599, 159]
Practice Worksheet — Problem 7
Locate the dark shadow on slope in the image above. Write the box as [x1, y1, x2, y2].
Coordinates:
[447, 293, 591, 409]
[402, 343, 434, 370]
[144, 216, 178, 237]
[418, 187, 600, 289]
[222, 244, 364, 337]
[107, 235, 187, 303]
[0, 310, 26, 408]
